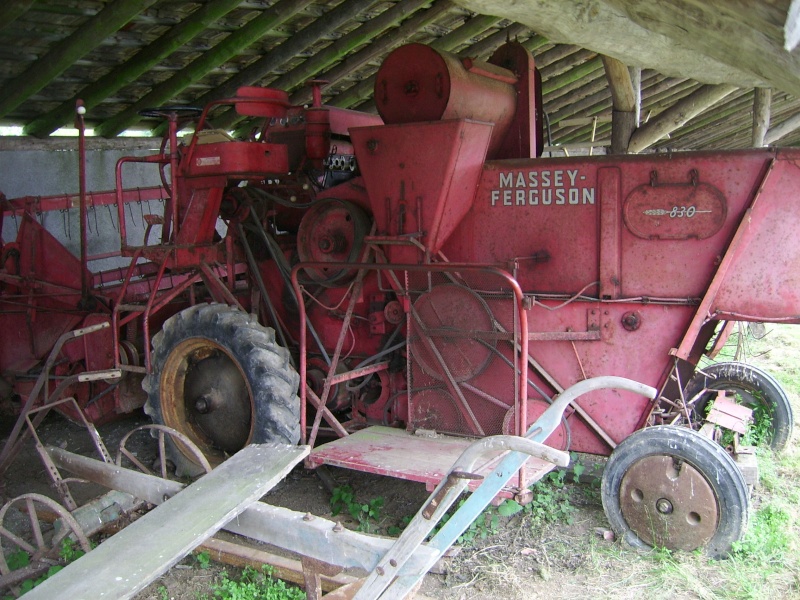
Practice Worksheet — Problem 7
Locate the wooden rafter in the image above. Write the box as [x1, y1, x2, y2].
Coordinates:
[24, 0, 245, 137]
[628, 84, 737, 153]
[0, 0, 160, 120]
[93, 0, 312, 138]
[0, 0, 36, 32]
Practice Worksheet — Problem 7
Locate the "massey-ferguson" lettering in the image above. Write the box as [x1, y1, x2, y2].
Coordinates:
[491, 169, 595, 206]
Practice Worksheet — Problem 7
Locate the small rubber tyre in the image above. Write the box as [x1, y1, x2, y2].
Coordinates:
[143, 303, 300, 477]
[601, 425, 748, 559]
[683, 362, 794, 452]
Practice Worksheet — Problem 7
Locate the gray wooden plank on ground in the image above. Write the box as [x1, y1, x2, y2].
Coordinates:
[24, 443, 309, 600]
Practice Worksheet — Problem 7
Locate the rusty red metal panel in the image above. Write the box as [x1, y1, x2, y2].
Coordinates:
[351, 120, 493, 257]
[710, 153, 800, 322]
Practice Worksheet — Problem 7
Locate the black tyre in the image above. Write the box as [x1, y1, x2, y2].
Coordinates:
[143, 303, 300, 477]
[683, 362, 794, 452]
[601, 426, 748, 558]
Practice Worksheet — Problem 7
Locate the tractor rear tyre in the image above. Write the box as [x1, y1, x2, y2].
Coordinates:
[601, 425, 748, 559]
[683, 362, 793, 452]
[143, 303, 300, 477]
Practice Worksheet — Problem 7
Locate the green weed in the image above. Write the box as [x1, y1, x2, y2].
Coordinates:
[195, 550, 212, 570]
[205, 566, 304, 600]
[330, 485, 384, 533]
[1, 538, 87, 599]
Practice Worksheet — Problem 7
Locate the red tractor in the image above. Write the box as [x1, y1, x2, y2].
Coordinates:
[1, 41, 796, 558]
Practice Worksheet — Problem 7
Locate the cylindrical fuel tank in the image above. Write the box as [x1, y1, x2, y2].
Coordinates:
[374, 43, 517, 155]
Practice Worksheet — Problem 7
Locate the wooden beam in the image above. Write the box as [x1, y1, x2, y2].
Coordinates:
[628, 84, 737, 153]
[0, 0, 160, 120]
[93, 0, 312, 138]
[199, 537, 358, 593]
[765, 112, 800, 145]
[752, 88, 771, 147]
[0, 0, 35, 31]
[24, 0, 245, 137]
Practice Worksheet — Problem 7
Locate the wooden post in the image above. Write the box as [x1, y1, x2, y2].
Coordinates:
[628, 84, 737, 153]
[752, 88, 771, 147]
[601, 56, 637, 154]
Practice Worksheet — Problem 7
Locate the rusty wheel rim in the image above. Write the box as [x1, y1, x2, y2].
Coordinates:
[619, 455, 719, 551]
[160, 338, 254, 464]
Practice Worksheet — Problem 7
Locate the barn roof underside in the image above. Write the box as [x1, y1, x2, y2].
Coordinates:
[1, 0, 799, 151]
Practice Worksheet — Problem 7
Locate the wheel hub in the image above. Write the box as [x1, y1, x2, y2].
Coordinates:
[619, 455, 719, 551]
[181, 352, 252, 455]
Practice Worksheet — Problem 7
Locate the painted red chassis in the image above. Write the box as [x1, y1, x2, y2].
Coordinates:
[1, 41, 799, 490]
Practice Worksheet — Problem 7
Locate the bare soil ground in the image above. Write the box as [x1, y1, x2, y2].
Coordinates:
[2, 324, 799, 599]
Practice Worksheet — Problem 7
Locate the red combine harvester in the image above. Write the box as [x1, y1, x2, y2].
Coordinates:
[0, 42, 796, 557]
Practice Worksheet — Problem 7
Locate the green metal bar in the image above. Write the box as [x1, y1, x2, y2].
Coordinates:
[24, 0, 246, 137]
[93, 0, 312, 138]
[0, 0, 160, 120]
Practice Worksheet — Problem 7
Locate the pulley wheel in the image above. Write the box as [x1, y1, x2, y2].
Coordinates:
[297, 198, 371, 286]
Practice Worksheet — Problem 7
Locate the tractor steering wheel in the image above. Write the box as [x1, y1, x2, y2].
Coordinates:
[138, 106, 204, 120]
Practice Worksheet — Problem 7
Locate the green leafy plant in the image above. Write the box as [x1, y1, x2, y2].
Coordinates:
[195, 550, 212, 570]
[207, 566, 304, 600]
[330, 485, 384, 532]
[1, 538, 87, 599]
[522, 470, 575, 527]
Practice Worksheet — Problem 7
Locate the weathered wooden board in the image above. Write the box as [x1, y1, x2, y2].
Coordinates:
[24, 443, 309, 600]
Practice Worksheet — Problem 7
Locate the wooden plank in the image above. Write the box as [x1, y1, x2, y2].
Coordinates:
[24, 443, 309, 600]
[199, 537, 358, 593]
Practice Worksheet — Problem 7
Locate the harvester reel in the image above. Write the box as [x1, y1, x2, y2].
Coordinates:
[682, 362, 794, 451]
[601, 425, 748, 558]
[143, 304, 300, 477]
[0, 493, 91, 596]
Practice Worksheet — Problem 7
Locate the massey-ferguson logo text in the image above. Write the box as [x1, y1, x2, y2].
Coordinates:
[491, 170, 596, 206]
